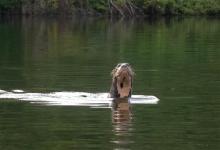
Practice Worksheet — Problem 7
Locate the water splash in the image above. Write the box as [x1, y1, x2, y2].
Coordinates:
[0, 89, 159, 107]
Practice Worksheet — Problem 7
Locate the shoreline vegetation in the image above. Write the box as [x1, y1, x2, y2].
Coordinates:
[0, 0, 220, 17]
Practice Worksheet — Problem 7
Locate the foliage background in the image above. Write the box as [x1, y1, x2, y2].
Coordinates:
[0, 0, 220, 15]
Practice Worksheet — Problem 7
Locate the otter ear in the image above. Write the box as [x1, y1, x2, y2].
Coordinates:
[129, 67, 135, 77]
[111, 68, 116, 77]
[131, 69, 135, 76]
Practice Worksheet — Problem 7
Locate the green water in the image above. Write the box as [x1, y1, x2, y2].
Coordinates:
[0, 17, 220, 150]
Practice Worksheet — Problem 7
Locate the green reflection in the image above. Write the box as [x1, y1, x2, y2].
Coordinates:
[0, 17, 220, 150]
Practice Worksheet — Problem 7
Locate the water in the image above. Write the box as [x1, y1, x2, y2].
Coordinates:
[0, 17, 220, 150]
[0, 89, 159, 106]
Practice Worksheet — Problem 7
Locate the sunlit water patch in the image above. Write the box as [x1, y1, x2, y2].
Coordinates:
[0, 89, 159, 107]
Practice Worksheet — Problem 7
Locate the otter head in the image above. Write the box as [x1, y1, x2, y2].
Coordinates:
[110, 63, 134, 98]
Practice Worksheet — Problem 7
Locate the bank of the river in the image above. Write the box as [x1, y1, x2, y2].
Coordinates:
[0, 0, 220, 17]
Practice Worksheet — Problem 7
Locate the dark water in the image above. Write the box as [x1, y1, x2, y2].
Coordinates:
[0, 17, 220, 149]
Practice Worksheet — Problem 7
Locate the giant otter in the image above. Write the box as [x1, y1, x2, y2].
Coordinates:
[109, 63, 134, 98]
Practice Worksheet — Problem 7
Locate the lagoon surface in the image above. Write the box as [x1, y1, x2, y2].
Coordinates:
[0, 17, 220, 150]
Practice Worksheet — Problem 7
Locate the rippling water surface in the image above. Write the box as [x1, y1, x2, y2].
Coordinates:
[0, 17, 220, 150]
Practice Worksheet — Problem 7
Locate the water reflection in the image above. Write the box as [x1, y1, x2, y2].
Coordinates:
[0, 17, 220, 150]
[111, 98, 133, 149]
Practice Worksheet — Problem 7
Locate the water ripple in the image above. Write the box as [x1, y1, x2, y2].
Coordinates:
[0, 89, 159, 107]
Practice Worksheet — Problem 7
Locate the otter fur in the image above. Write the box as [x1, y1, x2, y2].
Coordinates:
[109, 63, 134, 98]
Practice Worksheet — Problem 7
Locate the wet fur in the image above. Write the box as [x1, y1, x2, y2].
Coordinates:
[110, 63, 134, 98]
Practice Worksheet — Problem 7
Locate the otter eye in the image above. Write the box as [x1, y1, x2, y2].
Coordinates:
[116, 64, 121, 68]
[125, 63, 130, 67]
